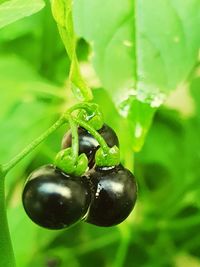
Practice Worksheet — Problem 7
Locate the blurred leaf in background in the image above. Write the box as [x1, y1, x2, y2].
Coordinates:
[73, 0, 200, 150]
[0, 0, 45, 28]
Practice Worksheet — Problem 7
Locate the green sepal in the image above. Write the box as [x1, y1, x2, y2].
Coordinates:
[55, 148, 88, 176]
[95, 145, 120, 167]
[73, 153, 88, 176]
[78, 103, 104, 130]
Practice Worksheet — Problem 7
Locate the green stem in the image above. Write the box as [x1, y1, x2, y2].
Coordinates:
[68, 102, 94, 114]
[112, 225, 131, 267]
[71, 116, 109, 153]
[51, 0, 93, 101]
[2, 116, 65, 174]
[65, 114, 79, 162]
[0, 168, 16, 267]
[112, 236, 130, 267]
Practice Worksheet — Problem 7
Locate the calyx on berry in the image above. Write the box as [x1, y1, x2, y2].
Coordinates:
[78, 103, 104, 130]
[55, 148, 88, 176]
[61, 124, 119, 168]
[95, 145, 120, 167]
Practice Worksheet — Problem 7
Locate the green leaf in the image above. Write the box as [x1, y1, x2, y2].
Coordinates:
[73, 0, 135, 98]
[0, 0, 45, 29]
[0, 11, 42, 41]
[74, 0, 200, 99]
[51, 0, 93, 101]
[0, 56, 64, 267]
[0, 56, 62, 190]
[0, 55, 61, 120]
[73, 0, 200, 151]
[120, 97, 157, 151]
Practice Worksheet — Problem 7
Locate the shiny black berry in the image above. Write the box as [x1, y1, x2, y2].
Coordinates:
[61, 124, 119, 167]
[22, 165, 91, 229]
[86, 165, 137, 227]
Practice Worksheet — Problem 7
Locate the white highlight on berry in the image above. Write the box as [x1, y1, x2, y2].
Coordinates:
[39, 183, 72, 199]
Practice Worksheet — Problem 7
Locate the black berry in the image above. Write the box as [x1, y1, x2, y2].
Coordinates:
[86, 165, 137, 227]
[22, 165, 91, 229]
[61, 124, 119, 167]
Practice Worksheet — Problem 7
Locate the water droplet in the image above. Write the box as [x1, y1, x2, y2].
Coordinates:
[118, 86, 166, 117]
[135, 123, 143, 138]
[137, 87, 166, 108]
[123, 40, 133, 47]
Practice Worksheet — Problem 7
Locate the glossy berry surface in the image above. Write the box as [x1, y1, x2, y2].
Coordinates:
[86, 165, 137, 227]
[61, 124, 119, 167]
[22, 165, 91, 229]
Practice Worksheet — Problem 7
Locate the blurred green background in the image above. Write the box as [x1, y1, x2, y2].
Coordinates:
[0, 1, 200, 267]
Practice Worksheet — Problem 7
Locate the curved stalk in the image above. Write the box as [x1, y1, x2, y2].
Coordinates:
[71, 117, 109, 153]
[65, 114, 79, 162]
[68, 102, 94, 114]
[2, 116, 65, 174]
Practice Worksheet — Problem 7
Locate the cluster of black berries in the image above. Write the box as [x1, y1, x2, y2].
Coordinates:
[22, 124, 137, 229]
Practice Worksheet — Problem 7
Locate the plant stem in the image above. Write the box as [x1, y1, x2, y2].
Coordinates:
[66, 114, 79, 162]
[71, 117, 109, 153]
[51, 0, 93, 101]
[0, 169, 16, 267]
[2, 116, 65, 174]
[68, 102, 94, 114]
[112, 225, 131, 267]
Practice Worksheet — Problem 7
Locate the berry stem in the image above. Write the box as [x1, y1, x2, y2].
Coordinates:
[71, 116, 110, 153]
[2, 116, 65, 174]
[0, 168, 16, 267]
[68, 102, 95, 115]
[65, 113, 79, 162]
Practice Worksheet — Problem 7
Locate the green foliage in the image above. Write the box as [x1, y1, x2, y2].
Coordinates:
[0, 55, 62, 188]
[74, 0, 200, 93]
[0, 0, 45, 29]
[73, 0, 200, 150]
